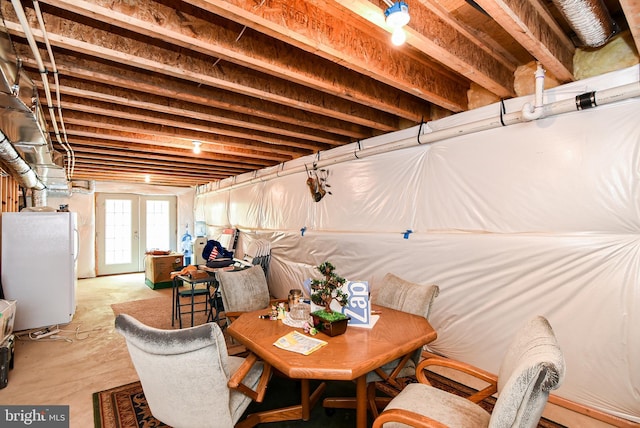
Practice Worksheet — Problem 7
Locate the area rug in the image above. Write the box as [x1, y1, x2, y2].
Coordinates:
[93, 371, 567, 428]
[111, 295, 208, 330]
[93, 381, 162, 428]
[111, 295, 245, 354]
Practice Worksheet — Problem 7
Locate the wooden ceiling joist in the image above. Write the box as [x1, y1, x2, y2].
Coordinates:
[181, 0, 470, 112]
[2, 15, 405, 131]
[37, 0, 435, 124]
[53, 97, 330, 152]
[15, 49, 373, 139]
[473, 0, 575, 81]
[0, 0, 634, 188]
[67, 145, 250, 175]
[62, 134, 273, 170]
[60, 112, 300, 161]
[46, 83, 349, 146]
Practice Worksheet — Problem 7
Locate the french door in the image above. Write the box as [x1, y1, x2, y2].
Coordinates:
[96, 193, 177, 275]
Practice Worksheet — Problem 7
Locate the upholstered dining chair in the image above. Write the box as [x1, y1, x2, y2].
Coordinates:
[372, 315, 565, 428]
[323, 273, 440, 417]
[217, 264, 283, 324]
[115, 313, 271, 428]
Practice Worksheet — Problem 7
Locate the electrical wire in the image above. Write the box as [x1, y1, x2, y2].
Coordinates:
[58, 325, 108, 341]
[15, 323, 107, 342]
[32, 0, 75, 178]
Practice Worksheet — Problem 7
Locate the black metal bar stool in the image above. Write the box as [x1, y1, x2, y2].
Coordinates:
[172, 273, 216, 328]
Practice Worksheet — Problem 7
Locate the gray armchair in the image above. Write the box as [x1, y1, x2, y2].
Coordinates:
[115, 313, 271, 428]
[323, 273, 440, 417]
[217, 265, 285, 324]
[372, 316, 565, 428]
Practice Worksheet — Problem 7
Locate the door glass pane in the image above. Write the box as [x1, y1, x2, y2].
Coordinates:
[146, 200, 170, 251]
[105, 199, 132, 264]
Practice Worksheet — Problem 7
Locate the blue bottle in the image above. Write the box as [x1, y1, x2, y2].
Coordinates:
[181, 225, 193, 265]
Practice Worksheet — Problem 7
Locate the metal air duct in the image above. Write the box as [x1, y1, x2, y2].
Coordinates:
[551, 0, 618, 47]
[0, 18, 69, 204]
[0, 129, 44, 190]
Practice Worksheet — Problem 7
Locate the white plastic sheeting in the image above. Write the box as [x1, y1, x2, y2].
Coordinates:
[195, 65, 640, 423]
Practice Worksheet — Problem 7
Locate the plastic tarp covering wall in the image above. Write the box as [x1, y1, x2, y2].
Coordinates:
[195, 66, 640, 423]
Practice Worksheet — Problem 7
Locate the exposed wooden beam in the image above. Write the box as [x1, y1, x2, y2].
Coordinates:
[63, 133, 272, 169]
[342, 0, 516, 97]
[49, 96, 328, 152]
[40, 81, 347, 146]
[70, 168, 206, 186]
[473, 0, 575, 81]
[60, 110, 301, 161]
[65, 138, 252, 173]
[182, 0, 470, 112]
[619, 0, 640, 54]
[36, 0, 434, 123]
[67, 145, 246, 176]
[71, 151, 237, 176]
[3, 0, 629, 191]
[14, 47, 372, 140]
[2, 14, 402, 131]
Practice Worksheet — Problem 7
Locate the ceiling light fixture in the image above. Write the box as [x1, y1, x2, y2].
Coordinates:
[192, 140, 202, 154]
[384, 1, 410, 46]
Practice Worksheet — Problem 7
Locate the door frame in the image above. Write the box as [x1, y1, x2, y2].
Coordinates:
[96, 193, 177, 275]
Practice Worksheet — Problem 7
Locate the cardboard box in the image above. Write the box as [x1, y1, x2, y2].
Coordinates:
[0, 300, 16, 344]
[145, 254, 184, 289]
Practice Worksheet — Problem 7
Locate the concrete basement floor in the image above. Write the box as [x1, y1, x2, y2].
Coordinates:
[0, 273, 166, 427]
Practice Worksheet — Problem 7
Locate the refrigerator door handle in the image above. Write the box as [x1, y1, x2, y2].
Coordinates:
[74, 228, 79, 262]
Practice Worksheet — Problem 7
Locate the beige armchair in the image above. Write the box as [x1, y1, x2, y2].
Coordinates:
[372, 316, 565, 428]
[115, 313, 271, 428]
[323, 273, 440, 417]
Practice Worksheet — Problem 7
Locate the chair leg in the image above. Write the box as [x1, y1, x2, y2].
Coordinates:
[175, 284, 213, 328]
[207, 294, 217, 324]
[171, 277, 178, 327]
[367, 382, 379, 419]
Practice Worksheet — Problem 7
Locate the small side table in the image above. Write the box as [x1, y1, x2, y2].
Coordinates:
[171, 273, 220, 328]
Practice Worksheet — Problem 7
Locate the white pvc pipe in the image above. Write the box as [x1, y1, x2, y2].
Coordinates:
[33, 0, 75, 178]
[521, 62, 546, 121]
[198, 79, 640, 195]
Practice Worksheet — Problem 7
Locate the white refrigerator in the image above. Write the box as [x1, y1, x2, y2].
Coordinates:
[1, 211, 78, 331]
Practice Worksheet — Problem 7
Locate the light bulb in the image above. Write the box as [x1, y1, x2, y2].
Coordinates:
[391, 28, 407, 46]
[144, 174, 151, 183]
[192, 140, 202, 154]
